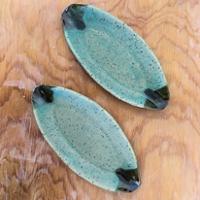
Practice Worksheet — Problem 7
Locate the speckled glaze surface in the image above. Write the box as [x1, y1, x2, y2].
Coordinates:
[32, 85, 139, 192]
[62, 4, 170, 110]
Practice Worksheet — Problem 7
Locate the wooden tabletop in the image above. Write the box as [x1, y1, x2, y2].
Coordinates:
[1, 0, 200, 199]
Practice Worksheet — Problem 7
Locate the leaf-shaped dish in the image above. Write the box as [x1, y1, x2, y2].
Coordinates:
[32, 85, 140, 192]
[62, 4, 170, 110]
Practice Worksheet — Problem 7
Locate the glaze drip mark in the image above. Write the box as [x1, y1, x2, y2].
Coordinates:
[144, 85, 169, 110]
[62, 4, 86, 30]
[32, 85, 54, 104]
[116, 168, 140, 192]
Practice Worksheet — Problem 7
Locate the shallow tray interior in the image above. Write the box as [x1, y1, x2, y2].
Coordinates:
[32, 85, 139, 192]
[62, 4, 169, 110]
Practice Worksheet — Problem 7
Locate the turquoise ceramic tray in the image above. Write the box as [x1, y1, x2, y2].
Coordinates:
[32, 85, 140, 192]
[62, 4, 169, 110]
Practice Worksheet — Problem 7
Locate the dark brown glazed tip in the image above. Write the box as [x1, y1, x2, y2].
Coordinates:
[116, 168, 140, 192]
[32, 85, 54, 104]
[144, 85, 170, 110]
[62, 4, 86, 30]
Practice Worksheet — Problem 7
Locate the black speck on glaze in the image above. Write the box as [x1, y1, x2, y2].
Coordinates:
[116, 168, 140, 192]
[62, 4, 86, 30]
[32, 85, 54, 104]
[144, 85, 169, 110]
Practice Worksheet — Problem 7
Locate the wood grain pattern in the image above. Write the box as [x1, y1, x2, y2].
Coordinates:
[0, 0, 200, 199]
